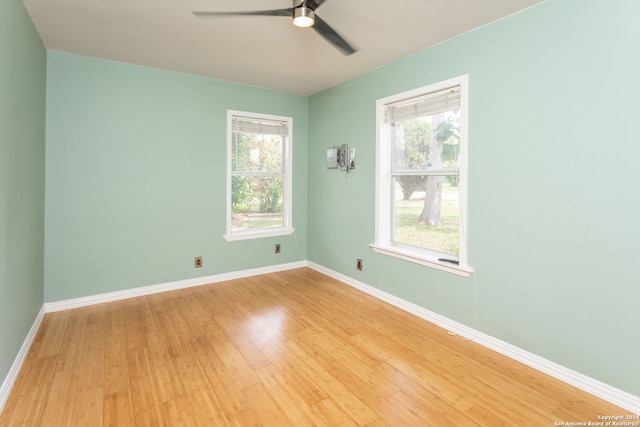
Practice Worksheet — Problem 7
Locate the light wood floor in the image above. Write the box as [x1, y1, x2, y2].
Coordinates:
[0, 268, 627, 426]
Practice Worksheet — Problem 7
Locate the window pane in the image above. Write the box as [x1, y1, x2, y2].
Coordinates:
[232, 132, 284, 173]
[392, 175, 460, 256]
[231, 176, 284, 231]
[392, 112, 460, 172]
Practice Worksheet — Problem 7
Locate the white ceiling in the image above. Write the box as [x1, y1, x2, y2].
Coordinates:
[22, 0, 545, 96]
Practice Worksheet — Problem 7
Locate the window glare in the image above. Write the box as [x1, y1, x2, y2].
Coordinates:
[232, 133, 283, 173]
[392, 112, 460, 172]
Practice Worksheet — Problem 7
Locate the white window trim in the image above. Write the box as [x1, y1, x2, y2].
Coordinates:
[372, 75, 473, 276]
[224, 110, 294, 242]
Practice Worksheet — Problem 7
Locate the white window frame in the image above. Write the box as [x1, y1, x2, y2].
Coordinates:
[224, 110, 294, 241]
[371, 75, 473, 276]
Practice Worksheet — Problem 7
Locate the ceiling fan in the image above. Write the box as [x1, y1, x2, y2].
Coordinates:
[192, 0, 357, 55]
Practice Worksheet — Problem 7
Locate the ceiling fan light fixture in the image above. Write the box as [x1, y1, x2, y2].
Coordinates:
[293, 7, 315, 27]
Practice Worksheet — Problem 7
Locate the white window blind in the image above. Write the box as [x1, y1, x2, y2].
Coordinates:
[385, 86, 461, 124]
[232, 116, 289, 136]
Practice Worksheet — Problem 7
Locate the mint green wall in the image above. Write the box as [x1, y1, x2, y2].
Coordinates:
[44, 52, 308, 302]
[308, 0, 640, 396]
[0, 0, 46, 386]
[21, 0, 640, 402]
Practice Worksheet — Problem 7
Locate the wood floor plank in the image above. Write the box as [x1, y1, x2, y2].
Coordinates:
[0, 355, 56, 426]
[311, 398, 361, 427]
[283, 341, 378, 425]
[0, 268, 632, 426]
[254, 363, 320, 426]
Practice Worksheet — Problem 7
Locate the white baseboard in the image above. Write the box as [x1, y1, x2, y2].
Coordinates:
[0, 305, 46, 414]
[1, 262, 307, 415]
[44, 261, 308, 312]
[307, 261, 640, 414]
[10, 260, 638, 415]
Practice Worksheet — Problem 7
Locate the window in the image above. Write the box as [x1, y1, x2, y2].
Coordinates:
[372, 76, 472, 276]
[224, 110, 294, 241]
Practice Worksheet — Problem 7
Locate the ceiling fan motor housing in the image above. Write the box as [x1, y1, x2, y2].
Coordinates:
[293, 6, 315, 27]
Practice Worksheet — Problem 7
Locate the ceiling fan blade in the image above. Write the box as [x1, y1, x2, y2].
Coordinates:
[304, 0, 328, 10]
[192, 9, 292, 18]
[312, 15, 356, 55]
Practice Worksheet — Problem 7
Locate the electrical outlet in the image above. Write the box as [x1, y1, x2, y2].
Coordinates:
[275, 243, 281, 254]
[357, 258, 363, 271]
[194, 257, 203, 268]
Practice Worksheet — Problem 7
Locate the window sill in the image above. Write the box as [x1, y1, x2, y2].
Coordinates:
[369, 243, 474, 277]
[224, 227, 295, 242]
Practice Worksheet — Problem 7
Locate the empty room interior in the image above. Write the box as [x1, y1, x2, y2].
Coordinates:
[2, 0, 640, 424]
